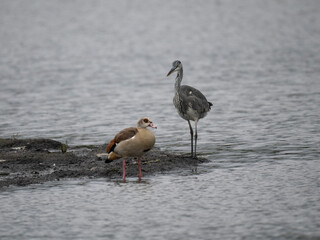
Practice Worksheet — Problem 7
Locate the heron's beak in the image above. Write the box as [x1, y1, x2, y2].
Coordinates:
[166, 67, 175, 77]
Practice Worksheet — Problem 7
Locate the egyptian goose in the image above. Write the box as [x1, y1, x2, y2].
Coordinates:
[106, 117, 157, 181]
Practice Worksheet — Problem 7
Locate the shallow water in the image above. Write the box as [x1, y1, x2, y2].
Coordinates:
[1, 0, 320, 239]
[0, 164, 319, 240]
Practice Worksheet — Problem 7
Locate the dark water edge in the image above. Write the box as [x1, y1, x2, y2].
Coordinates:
[0, 138, 207, 188]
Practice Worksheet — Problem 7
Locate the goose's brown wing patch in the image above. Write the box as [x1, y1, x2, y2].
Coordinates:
[114, 127, 138, 143]
[106, 128, 138, 154]
[106, 139, 116, 153]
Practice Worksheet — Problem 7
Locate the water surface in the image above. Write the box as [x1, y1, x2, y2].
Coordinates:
[1, 0, 320, 239]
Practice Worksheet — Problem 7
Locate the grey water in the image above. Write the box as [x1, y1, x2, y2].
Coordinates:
[0, 0, 320, 239]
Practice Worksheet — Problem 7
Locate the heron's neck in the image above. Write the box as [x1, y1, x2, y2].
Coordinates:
[174, 68, 183, 90]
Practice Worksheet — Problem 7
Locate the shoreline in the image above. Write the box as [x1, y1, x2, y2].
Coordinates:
[0, 138, 208, 188]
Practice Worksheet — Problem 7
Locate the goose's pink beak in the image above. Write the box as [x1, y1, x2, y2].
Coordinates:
[149, 123, 157, 129]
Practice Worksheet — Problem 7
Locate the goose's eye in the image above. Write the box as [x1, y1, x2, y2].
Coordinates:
[143, 118, 149, 123]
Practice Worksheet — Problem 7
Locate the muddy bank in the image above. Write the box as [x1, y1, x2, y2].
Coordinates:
[0, 138, 208, 188]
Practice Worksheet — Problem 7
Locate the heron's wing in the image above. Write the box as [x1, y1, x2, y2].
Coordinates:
[180, 85, 212, 112]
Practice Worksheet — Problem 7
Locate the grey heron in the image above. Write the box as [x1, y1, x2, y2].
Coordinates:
[167, 60, 212, 158]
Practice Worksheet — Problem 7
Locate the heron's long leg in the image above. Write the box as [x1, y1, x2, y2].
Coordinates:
[187, 120, 193, 157]
[194, 120, 198, 158]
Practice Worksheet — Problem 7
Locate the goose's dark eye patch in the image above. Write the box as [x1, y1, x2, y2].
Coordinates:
[143, 118, 149, 123]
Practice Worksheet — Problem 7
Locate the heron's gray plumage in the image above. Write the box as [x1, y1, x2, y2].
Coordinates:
[175, 85, 212, 120]
[167, 60, 212, 158]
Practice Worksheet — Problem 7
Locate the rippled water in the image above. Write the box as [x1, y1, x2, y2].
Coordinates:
[1, 0, 320, 239]
[0, 166, 319, 240]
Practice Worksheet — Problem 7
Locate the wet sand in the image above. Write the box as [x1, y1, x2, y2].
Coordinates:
[0, 138, 207, 188]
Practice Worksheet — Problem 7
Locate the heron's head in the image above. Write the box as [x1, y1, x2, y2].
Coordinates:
[167, 60, 182, 77]
[137, 117, 157, 129]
